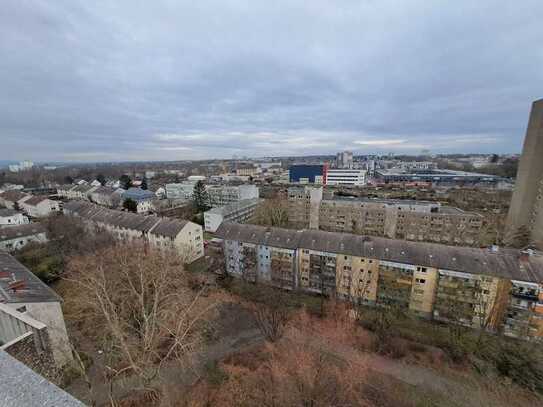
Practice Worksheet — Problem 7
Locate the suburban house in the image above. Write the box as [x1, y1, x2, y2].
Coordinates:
[56, 184, 77, 198]
[63, 201, 204, 262]
[0, 252, 72, 367]
[68, 184, 98, 200]
[20, 196, 61, 218]
[122, 187, 156, 213]
[0, 190, 31, 210]
[0, 209, 29, 227]
[216, 222, 543, 341]
[0, 223, 48, 252]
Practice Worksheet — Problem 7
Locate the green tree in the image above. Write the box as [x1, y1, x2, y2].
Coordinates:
[123, 198, 138, 213]
[192, 180, 210, 212]
[96, 174, 106, 186]
[119, 174, 132, 190]
[141, 177, 148, 190]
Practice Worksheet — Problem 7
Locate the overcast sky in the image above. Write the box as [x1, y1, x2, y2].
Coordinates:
[1, 1, 542, 162]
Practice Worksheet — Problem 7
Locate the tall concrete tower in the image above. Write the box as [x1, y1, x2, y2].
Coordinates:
[506, 98, 543, 244]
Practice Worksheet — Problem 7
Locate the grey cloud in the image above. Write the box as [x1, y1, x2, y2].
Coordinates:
[1, 0, 542, 161]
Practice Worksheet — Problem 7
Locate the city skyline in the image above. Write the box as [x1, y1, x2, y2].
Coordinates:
[1, 1, 542, 162]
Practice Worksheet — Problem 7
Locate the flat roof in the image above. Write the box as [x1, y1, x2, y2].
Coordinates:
[0, 351, 84, 406]
[325, 196, 439, 206]
[0, 252, 61, 303]
[205, 198, 261, 216]
[377, 168, 501, 179]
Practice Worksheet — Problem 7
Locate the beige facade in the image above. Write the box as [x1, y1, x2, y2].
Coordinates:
[314, 198, 483, 246]
[217, 223, 543, 340]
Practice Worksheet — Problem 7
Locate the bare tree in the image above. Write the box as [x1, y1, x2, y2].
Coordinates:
[250, 199, 289, 227]
[64, 243, 215, 400]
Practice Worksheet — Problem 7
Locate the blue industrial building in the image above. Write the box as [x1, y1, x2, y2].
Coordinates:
[289, 165, 325, 183]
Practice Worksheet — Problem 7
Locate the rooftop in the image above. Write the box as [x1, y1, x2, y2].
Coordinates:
[206, 198, 261, 216]
[149, 218, 189, 238]
[0, 209, 20, 217]
[377, 168, 502, 179]
[22, 195, 50, 206]
[325, 196, 439, 206]
[216, 223, 543, 283]
[91, 186, 116, 195]
[64, 201, 160, 232]
[0, 190, 29, 203]
[0, 252, 61, 303]
[0, 223, 46, 242]
[122, 187, 155, 201]
[0, 351, 84, 406]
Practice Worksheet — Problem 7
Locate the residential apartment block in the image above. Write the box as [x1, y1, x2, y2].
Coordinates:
[0, 209, 29, 227]
[216, 223, 543, 340]
[287, 188, 483, 246]
[165, 183, 196, 200]
[0, 223, 48, 252]
[204, 198, 262, 233]
[207, 184, 259, 207]
[0, 252, 72, 367]
[318, 196, 483, 246]
[19, 196, 61, 218]
[287, 186, 323, 229]
[63, 201, 204, 262]
[0, 190, 31, 209]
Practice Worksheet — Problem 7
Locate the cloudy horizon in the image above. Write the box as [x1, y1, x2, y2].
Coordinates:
[1, 1, 542, 162]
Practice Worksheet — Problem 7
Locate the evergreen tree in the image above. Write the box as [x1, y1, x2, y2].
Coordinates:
[119, 174, 132, 190]
[141, 177, 148, 190]
[123, 198, 138, 213]
[192, 181, 210, 212]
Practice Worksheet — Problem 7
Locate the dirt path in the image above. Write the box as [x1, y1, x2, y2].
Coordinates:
[66, 302, 474, 405]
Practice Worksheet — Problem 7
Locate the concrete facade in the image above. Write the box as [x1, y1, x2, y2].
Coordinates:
[217, 223, 543, 340]
[204, 198, 261, 232]
[506, 99, 543, 244]
[288, 195, 483, 246]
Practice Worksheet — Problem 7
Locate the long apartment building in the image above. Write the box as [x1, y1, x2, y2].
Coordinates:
[207, 184, 259, 206]
[63, 201, 204, 262]
[204, 198, 262, 233]
[216, 223, 543, 340]
[287, 187, 483, 246]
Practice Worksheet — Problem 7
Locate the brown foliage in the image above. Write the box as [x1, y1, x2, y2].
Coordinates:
[64, 243, 215, 396]
[250, 199, 289, 227]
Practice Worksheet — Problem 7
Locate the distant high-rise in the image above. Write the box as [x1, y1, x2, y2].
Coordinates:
[336, 151, 353, 168]
[506, 99, 543, 245]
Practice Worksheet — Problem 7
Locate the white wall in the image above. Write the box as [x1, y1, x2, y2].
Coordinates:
[6, 301, 72, 367]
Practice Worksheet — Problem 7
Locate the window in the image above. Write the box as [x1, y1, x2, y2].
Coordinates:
[415, 278, 426, 284]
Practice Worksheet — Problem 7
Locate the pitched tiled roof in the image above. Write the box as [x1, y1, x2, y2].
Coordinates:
[149, 218, 188, 238]
[0, 223, 46, 242]
[0, 252, 60, 303]
[64, 201, 161, 233]
[215, 223, 543, 283]
[0, 208, 19, 217]
[0, 190, 29, 203]
[91, 186, 116, 195]
[21, 195, 49, 206]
